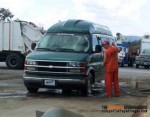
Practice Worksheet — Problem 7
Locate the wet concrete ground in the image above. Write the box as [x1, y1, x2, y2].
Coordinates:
[0, 63, 149, 117]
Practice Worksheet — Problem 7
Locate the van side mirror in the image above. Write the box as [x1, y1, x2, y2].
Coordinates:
[96, 36, 101, 40]
[31, 43, 36, 50]
[95, 45, 102, 53]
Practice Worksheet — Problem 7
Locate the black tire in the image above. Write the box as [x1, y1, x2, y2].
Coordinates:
[26, 87, 39, 93]
[81, 73, 94, 96]
[121, 61, 124, 67]
[136, 64, 139, 68]
[6, 54, 24, 69]
[130, 63, 133, 67]
[62, 89, 71, 95]
[144, 66, 149, 69]
[128, 58, 134, 67]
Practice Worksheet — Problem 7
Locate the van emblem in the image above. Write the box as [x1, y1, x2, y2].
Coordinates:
[49, 65, 54, 69]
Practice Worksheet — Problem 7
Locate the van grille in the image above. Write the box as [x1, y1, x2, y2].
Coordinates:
[37, 61, 67, 72]
[38, 61, 67, 66]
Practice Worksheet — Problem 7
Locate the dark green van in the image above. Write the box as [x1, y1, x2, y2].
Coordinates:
[23, 19, 114, 95]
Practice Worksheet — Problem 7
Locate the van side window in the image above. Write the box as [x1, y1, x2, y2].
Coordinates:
[101, 37, 114, 45]
[108, 38, 114, 45]
[92, 35, 99, 52]
[101, 37, 109, 44]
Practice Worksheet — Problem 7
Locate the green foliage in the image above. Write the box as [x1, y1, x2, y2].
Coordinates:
[0, 8, 14, 21]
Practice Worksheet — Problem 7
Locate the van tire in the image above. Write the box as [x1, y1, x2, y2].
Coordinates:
[6, 54, 24, 69]
[136, 64, 139, 68]
[81, 73, 93, 96]
[121, 61, 124, 67]
[26, 87, 39, 93]
[62, 89, 71, 95]
[144, 66, 149, 69]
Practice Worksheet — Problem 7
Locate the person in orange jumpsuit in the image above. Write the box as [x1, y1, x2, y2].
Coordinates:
[102, 40, 120, 97]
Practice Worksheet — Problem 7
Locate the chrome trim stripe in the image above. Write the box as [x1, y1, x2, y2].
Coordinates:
[86, 67, 94, 75]
[88, 62, 103, 66]
[23, 76, 83, 82]
[24, 70, 84, 74]
[25, 59, 84, 63]
[25, 65, 84, 69]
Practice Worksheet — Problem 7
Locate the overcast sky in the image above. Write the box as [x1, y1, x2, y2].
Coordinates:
[0, 0, 150, 36]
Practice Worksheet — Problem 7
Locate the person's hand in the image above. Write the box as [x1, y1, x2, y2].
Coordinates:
[112, 42, 116, 46]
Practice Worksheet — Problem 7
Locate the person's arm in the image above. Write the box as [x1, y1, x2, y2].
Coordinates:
[103, 52, 107, 65]
[112, 42, 116, 46]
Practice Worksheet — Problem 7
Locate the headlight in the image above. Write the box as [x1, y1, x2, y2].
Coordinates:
[27, 60, 36, 65]
[24, 60, 37, 71]
[67, 62, 80, 67]
[26, 67, 36, 71]
[67, 62, 86, 73]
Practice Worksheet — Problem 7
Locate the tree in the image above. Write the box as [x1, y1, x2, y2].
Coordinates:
[0, 8, 14, 21]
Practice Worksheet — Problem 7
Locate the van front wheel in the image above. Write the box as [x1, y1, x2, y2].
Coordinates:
[81, 73, 93, 96]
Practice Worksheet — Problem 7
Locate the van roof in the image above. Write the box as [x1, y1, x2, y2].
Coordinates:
[47, 19, 112, 36]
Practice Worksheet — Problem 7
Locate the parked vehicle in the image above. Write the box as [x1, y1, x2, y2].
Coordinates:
[23, 19, 115, 95]
[116, 33, 140, 67]
[117, 46, 125, 67]
[135, 35, 150, 68]
[0, 21, 43, 69]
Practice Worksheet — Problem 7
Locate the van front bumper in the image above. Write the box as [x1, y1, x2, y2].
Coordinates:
[135, 61, 150, 66]
[23, 74, 87, 89]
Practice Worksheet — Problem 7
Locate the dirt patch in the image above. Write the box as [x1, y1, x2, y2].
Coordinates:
[0, 96, 148, 117]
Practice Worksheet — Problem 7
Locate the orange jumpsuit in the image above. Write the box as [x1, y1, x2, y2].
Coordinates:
[104, 46, 120, 97]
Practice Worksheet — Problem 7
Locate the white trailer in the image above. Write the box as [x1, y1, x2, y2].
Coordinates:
[140, 35, 150, 53]
[135, 34, 150, 68]
[0, 21, 43, 69]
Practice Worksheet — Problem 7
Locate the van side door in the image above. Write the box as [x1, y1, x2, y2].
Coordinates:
[88, 35, 105, 82]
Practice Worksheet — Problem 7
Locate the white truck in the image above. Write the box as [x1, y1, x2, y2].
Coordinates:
[135, 34, 150, 68]
[117, 46, 126, 67]
[0, 21, 43, 69]
[115, 34, 127, 67]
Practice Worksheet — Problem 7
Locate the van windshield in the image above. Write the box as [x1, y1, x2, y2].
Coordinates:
[37, 33, 90, 53]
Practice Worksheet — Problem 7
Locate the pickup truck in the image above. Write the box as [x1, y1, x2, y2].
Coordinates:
[135, 49, 150, 68]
